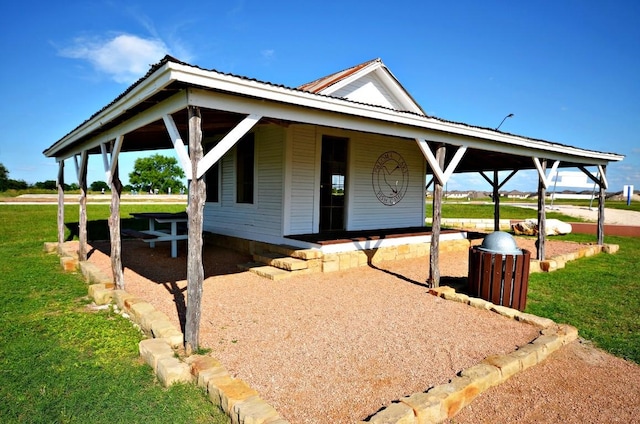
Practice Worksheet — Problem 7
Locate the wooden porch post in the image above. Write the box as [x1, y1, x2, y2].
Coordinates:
[109, 161, 125, 289]
[57, 161, 65, 245]
[536, 160, 547, 260]
[493, 170, 500, 232]
[77, 151, 89, 262]
[597, 165, 607, 245]
[185, 106, 206, 354]
[428, 144, 446, 288]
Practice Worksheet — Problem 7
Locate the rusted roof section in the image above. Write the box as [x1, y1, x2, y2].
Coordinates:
[297, 58, 381, 93]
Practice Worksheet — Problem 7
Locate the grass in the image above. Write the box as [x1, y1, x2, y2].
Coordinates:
[526, 233, 640, 363]
[426, 202, 586, 221]
[0, 204, 228, 424]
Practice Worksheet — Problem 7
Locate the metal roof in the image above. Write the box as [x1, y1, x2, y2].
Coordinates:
[43, 55, 624, 174]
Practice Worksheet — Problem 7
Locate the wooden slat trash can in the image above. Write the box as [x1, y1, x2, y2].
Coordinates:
[468, 247, 531, 311]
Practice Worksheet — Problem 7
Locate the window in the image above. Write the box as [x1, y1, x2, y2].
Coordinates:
[205, 162, 219, 203]
[204, 139, 221, 203]
[236, 133, 255, 204]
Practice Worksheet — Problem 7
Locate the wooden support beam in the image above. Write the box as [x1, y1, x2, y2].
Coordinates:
[184, 106, 206, 354]
[416, 139, 466, 185]
[493, 170, 500, 232]
[479, 170, 519, 232]
[578, 164, 609, 190]
[532, 157, 559, 189]
[428, 144, 446, 287]
[57, 161, 65, 245]
[536, 159, 547, 260]
[102, 136, 124, 187]
[107, 137, 125, 290]
[77, 151, 89, 261]
[163, 114, 193, 178]
[197, 114, 261, 179]
[597, 166, 607, 245]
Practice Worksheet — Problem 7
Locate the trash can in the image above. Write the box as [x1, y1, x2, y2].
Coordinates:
[468, 231, 531, 311]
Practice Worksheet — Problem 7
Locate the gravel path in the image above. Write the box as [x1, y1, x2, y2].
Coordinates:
[85, 235, 640, 423]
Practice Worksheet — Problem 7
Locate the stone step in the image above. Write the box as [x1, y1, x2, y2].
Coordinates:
[238, 262, 299, 281]
[254, 242, 323, 260]
[253, 252, 309, 271]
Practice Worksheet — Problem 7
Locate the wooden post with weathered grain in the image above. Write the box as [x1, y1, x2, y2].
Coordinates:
[493, 170, 500, 232]
[428, 144, 446, 288]
[536, 159, 547, 260]
[78, 151, 89, 262]
[597, 165, 606, 245]
[109, 161, 125, 290]
[57, 161, 65, 245]
[184, 106, 206, 355]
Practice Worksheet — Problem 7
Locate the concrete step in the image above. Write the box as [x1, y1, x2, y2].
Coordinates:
[238, 262, 301, 281]
[253, 252, 309, 271]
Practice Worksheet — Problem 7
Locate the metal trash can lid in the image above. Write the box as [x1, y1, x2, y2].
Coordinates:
[477, 231, 522, 255]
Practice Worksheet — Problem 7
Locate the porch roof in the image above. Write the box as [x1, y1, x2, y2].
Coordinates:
[43, 55, 623, 173]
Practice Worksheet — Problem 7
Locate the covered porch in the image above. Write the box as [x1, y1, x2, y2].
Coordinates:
[43, 56, 624, 352]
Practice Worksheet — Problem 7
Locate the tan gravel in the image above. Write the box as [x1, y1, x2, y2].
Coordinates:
[448, 339, 640, 424]
[85, 237, 639, 423]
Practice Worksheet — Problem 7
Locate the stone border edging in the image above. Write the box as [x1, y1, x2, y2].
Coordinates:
[45, 241, 289, 424]
[362, 285, 578, 423]
[530, 243, 617, 273]
[46, 240, 612, 424]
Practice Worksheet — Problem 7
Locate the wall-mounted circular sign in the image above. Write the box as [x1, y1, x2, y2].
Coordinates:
[372, 151, 409, 206]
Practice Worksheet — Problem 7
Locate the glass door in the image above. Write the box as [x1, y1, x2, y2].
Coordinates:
[319, 136, 348, 232]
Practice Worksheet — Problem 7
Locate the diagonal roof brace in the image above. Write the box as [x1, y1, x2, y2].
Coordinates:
[416, 139, 467, 185]
[100, 135, 124, 188]
[74, 151, 89, 184]
[196, 114, 262, 179]
[532, 157, 560, 189]
[579, 164, 608, 190]
[163, 114, 193, 178]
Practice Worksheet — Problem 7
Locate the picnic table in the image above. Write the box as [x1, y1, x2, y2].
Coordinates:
[126, 212, 188, 258]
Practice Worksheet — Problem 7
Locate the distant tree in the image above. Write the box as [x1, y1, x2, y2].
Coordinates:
[7, 179, 29, 190]
[34, 180, 57, 190]
[129, 154, 186, 194]
[90, 181, 109, 192]
[0, 163, 9, 191]
[0, 163, 32, 191]
[65, 183, 80, 191]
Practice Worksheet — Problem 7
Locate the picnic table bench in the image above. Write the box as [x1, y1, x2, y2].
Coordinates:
[125, 212, 188, 258]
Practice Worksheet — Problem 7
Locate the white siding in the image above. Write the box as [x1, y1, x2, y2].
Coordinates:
[287, 125, 317, 235]
[204, 125, 285, 239]
[331, 73, 403, 111]
[347, 133, 426, 230]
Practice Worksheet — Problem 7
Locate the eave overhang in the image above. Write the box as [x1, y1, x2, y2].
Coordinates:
[43, 57, 624, 172]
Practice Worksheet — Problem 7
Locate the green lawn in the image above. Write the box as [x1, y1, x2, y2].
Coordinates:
[0, 204, 228, 424]
[426, 202, 586, 221]
[526, 233, 640, 363]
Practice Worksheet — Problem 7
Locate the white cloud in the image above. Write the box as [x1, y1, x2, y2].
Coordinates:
[60, 34, 169, 83]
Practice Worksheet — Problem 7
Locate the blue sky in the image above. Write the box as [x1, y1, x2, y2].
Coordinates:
[1, 0, 638, 193]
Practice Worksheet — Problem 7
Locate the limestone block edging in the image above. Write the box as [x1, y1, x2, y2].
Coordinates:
[363, 286, 578, 423]
[45, 241, 290, 424]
